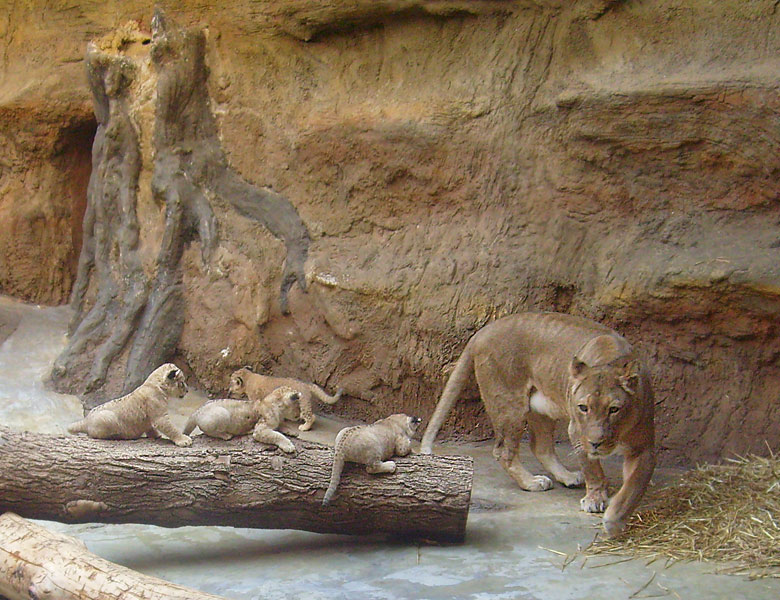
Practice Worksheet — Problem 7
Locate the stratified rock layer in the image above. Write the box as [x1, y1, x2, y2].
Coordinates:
[0, 1, 778, 464]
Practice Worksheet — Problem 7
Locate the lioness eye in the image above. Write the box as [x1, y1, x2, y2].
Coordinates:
[578, 404, 588, 413]
[609, 406, 620, 414]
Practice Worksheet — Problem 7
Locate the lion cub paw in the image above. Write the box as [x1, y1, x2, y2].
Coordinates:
[580, 491, 609, 513]
[174, 435, 193, 448]
[527, 475, 554, 492]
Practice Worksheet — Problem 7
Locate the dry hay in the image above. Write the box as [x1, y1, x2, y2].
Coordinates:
[587, 452, 780, 579]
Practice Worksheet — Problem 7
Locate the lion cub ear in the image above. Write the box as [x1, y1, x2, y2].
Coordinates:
[619, 359, 642, 396]
[569, 357, 588, 378]
[244, 365, 255, 372]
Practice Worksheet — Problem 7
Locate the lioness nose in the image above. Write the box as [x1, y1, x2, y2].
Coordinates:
[590, 441, 602, 449]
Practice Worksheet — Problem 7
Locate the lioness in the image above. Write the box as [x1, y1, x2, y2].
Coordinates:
[229, 366, 342, 431]
[68, 363, 192, 447]
[420, 312, 655, 537]
[322, 414, 421, 506]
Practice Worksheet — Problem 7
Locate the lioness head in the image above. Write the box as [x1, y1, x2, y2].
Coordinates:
[151, 363, 188, 398]
[229, 366, 254, 398]
[568, 356, 643, 459]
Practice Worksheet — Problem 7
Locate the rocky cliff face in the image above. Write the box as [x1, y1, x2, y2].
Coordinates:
[1, 1, 778, 465]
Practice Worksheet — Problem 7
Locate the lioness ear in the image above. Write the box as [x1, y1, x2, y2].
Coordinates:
[167, 368, 178, 380]
[235, 376, 243, 386]
[619, 359, 642, 396]
[244, 365, 254, 372]
[569, 357, 588, 378]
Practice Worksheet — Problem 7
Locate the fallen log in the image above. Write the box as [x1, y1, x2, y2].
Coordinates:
[0, 512, 227, 600]
[0, 427, 471, 542]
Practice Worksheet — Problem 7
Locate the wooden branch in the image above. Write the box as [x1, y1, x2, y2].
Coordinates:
[0, 427, 471, 542]
[0, 512, 227, 600]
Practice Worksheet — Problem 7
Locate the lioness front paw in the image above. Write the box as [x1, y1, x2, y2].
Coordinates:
[280, 441, 296, 453]
[558, 470, 585, 488]
[580, 490, 609, 513]
[527, 475, 554, 492]
[603, 517, 626, 538]
[174, 435, 193, 447]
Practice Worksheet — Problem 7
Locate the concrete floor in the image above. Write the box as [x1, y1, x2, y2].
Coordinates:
[49, 413, 780, 600]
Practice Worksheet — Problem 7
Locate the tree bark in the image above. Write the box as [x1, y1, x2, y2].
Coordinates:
[51, 10, 310, 404]
[0, 427, 471, 542]
[0, 512, 227, 600]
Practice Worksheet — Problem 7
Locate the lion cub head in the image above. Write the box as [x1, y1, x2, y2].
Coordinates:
[384, 413, 423, 438]
[149, 363, 188, 399]
[568, 356, 644, 459]
[228, 366, 255, 397]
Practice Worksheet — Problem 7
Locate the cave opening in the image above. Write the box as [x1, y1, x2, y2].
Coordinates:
[54, 115, 98, 301]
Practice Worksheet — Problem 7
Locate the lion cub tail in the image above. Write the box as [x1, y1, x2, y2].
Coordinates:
[67, 419, 88, 435]
[420, 342, 475, 454]
[182, 410, 199, 436]
[322, 426, 353, 506]
[311, 384, 343, 405]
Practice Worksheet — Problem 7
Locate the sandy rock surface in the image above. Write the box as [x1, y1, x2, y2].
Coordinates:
[0, 1, 778, 465]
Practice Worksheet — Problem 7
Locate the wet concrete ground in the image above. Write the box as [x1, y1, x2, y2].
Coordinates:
[2, 296, 779, 600]
[49, 417, 780, 600]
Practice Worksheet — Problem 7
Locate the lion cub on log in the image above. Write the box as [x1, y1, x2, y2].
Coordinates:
[420, 312, 655, 537]
[68, 363, 192, 447]
[183, 387, 302, 448]
[251, 385, 305, 453]
[229, 366, 342, 432]
[322, 414, 421, 506]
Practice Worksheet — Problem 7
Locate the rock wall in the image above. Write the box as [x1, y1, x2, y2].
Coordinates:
[0, 1, 778, 465]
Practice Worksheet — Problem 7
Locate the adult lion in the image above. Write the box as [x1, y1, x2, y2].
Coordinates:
[420, 312, 655, 537]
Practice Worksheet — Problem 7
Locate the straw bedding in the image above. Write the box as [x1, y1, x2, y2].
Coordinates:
[587, 453, 780, 579]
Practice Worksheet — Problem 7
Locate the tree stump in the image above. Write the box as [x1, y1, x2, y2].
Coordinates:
[0, 427, 472, 542]
[0, 512, 228, 600]
[51, 10, 310, 404]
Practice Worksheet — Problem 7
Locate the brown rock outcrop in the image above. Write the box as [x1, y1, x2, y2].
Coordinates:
[0, 1, 778, 465]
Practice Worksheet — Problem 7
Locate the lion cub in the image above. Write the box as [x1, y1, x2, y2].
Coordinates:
[68, 363, 191, 447]
[229, 366, 342, 432]
[322, 414, 421, 506]
[252, 385, 305, 453]
[183, 387, 302, 445]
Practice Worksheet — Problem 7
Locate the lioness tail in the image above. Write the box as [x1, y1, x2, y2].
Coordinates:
[420, 342, 475, 454]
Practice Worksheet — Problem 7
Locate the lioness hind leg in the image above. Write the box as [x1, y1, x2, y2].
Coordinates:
[527, 412, 584, 488]
[473, 362, 552, 492]
[500, 454, 554, 492]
